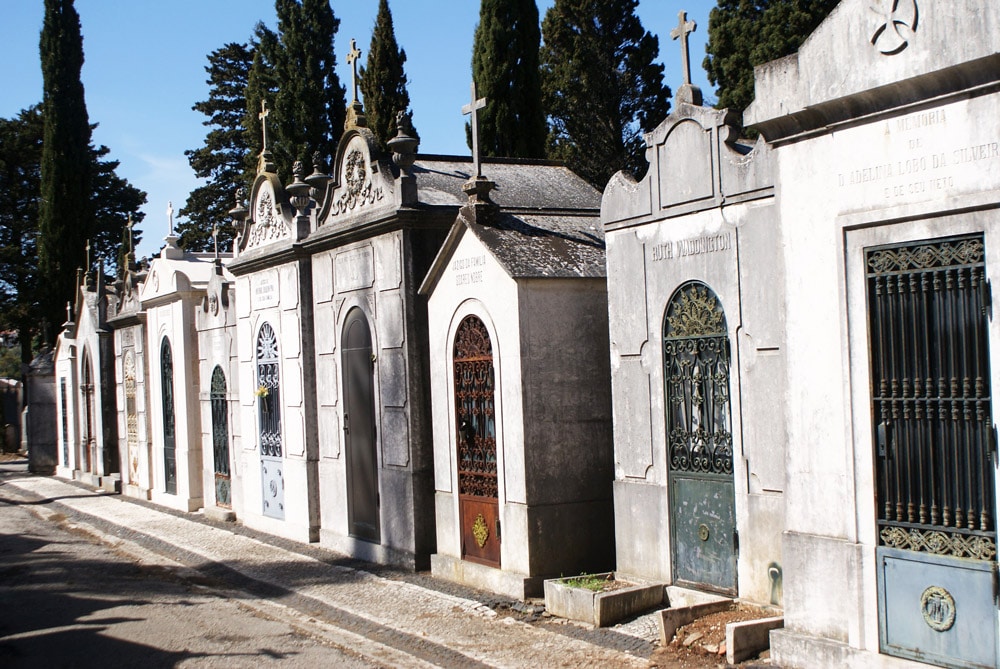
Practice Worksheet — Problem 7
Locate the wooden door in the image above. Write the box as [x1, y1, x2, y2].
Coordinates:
[454, 316, 500, 567]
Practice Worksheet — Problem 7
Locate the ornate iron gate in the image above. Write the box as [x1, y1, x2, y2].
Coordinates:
[81, 349, 95, 473]
[160, 339, 176, 494]
[343, 309, 380, 543]
[124, 352, 138, 486]
[256, 323, 284, 519]
[454, 316, 500, 567]
[60, 378, 69, 467]
[867, 234, 998, 668]
[664, 282, 737, 594]
[210, 366, 231, 508]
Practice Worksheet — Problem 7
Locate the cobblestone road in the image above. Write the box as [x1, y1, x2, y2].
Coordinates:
[0, 462, 655, 668]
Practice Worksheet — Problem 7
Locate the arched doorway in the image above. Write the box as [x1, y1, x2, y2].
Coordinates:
[663, 282, 736, 594]
[81, 348, 95, 473]
[256, 323, 284, 519]
[160, 338, 176, 494]
[342, 309, 379, 542]
[453, 315, 500, 567]
[210, 366, 231, 508]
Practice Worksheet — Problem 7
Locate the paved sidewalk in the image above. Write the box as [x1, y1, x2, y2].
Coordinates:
[0, 464, 655, 668]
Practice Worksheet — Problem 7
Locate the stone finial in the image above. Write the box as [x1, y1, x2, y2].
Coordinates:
[388, 109, 419, 172]
[306, 150, 332, 192]
[462, 81, 487, 179]
[671, 11, 703, 106]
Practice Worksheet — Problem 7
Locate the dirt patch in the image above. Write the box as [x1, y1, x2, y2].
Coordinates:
[0, 452, 26, 462]
[648, 603, 776, 668]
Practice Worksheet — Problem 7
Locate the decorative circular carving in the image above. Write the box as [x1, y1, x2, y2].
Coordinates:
[472, 513, 489, 548]
[345, 150, 366, 195]
[698, 524, 710, 542]
[920, 586, 956, 632]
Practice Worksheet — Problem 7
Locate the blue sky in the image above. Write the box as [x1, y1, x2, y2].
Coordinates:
[2, 1, 713, 259]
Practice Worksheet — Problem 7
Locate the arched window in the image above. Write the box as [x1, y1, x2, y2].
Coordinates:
[160, 337, 177, 494]
[663, 282, 733, 475]
[210, 365, 231, 508]
[124, 351, 138, 485]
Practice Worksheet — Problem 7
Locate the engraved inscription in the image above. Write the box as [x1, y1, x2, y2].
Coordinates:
[453, 254, 486, 286]
[335, 246, 375, 292]
[835, 108, 999, 201]
[252, 275, 279, 309]
[651, 232, 732, 262]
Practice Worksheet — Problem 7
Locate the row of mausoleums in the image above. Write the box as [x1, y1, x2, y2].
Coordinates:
[48, 2, 1000, 666]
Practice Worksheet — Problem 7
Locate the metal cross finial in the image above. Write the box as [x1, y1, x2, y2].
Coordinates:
[461, 81, 487, 178]
[259, 99, 271, 150]
[346, 39, 362, 104]
[167, 201, 174, 235]
[671, 10, 697, 86]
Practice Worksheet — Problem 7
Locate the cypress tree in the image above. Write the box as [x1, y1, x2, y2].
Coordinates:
[244, 23, 280, 180]
[248, 0, 345, 183]
[179, 42, 254, 252]
[540, 0, 670, 188]
[358, 0, 414, 152]
[704, 0, 838, 114]
[38, 0, 93, 331]
[471, 0, 546, 159]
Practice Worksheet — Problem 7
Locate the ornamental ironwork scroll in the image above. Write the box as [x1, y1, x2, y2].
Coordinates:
[867, 234, 996, 561]
[454, 316, 498, 499]
[256, 323, 282, 459]
[663, 282, 734, 475]
[210, 366, 231, 508]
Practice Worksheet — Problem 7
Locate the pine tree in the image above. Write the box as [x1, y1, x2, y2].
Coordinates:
[358, 0, 414, 152]
[471, 0, 546, 159]
[0, 107, 44, 366]
[1, 107, 145, 363]
[38, 0, 93, 334]
[704, 0, 837, 114]
[540, 0, 671, 188]
[246, 0, 345, 183]
[178, 42, 253, 252]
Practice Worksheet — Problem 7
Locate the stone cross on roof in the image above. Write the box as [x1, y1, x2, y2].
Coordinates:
[167, 201, 174, 235]
[212, 224, 220, 260]
[259, 99, 271, 151]
[346, 39, 362, 104]
[127, 213, 134, 254]
[85, 239, 91, 270]
[671, 10, 697, 86]
[461, 81, 487, 178]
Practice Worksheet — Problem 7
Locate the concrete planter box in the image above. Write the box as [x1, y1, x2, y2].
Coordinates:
[543, 573, 665, 627]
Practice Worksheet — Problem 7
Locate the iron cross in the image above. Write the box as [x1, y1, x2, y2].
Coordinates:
[346, 39, 362, 104]
[259, 99, 271, 150]
[461, 81, 487, 178]
[127, 213, 134, 254]
[671, 10, 697, 86]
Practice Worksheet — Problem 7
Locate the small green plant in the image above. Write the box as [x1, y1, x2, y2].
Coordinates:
[564, 573, 613, 592]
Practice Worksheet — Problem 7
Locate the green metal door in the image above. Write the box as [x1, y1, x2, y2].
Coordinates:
[867, 234, 998, 668]
[664, 282, 737, 595]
